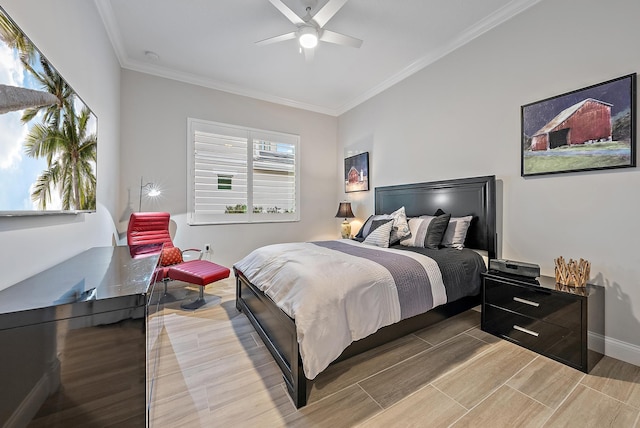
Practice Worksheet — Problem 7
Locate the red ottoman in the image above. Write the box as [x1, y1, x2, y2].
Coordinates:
[167, 260, 230, 310]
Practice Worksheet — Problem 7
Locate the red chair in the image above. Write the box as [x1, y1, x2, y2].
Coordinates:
[127, 212, 230, 310]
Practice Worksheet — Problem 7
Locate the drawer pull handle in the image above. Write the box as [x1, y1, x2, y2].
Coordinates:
[513, 325, 539, 337]
[513, 297, 540, 307]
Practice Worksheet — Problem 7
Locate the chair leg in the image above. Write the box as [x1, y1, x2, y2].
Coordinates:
[159, 279, 177, 303]
[180, 285, 206, 310]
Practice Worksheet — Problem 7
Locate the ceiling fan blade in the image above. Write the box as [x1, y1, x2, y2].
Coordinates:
[255, 31, 296, 46]
[268, 0, 304, 25]
[303, 47, 315, 62]
[312, 0, 348, 28]
[320, 30, 362, 48]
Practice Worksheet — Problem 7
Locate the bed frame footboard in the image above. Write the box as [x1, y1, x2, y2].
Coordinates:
[235, 268, 480, 408]
[235, 269, 308, 407]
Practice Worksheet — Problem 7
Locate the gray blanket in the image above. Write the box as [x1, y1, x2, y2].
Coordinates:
[395, 246, 485, 302]
[312, 241, 485, 320]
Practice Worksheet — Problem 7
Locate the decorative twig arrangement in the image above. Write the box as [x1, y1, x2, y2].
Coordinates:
[554, 256, 590, 288]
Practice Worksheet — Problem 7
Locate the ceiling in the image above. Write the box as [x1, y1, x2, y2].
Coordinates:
[95, 0, 540, 116]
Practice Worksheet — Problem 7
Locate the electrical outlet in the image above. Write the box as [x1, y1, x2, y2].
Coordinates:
[204, 244, 211, 253]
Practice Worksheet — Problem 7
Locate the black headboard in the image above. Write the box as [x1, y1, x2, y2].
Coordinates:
[375, 175, 496, 259]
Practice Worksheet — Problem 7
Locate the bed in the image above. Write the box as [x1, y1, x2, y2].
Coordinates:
[234, 175, 496, 408]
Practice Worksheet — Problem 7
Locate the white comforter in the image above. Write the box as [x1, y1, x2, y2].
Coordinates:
[234, 239, 447, 379]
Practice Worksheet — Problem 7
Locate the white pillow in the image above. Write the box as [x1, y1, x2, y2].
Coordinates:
[400, 218, 428, 247]
[388, 206, 410, 244]
[441, 215, 473, 249]
[359, 214, 392, 238]
[363, 220, 394, 248]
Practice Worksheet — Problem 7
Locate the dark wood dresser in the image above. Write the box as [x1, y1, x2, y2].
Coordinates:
[481, 271, 604, 373]
[0, 246, 162, 427]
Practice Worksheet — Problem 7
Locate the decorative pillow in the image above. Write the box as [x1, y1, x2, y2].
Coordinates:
[442, 215, 473, 249]
[400, 213, 451, 249]
[355, 214, 392, 239]
[369, 218, 392, 234]
[160, 247, 183, 266]
[354, 215, 372, 239]
[362, 219, 394, 248]
[434, 209, 446, 216]
[388, 206, 410, 245]
[432, 209, 473, 249]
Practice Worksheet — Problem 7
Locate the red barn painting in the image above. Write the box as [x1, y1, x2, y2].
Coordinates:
[344, 152, 369, 192]
[348, 166, 360, 183]
[530, 98, 612, 151]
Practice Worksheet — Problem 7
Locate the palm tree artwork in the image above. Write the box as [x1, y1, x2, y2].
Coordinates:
[0, 84, 59, 115]
[0, 7, 97, 212]
[25, 105, 97, 210]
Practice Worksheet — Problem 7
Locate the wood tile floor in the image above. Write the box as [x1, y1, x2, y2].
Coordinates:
[150, 278, 640, 427]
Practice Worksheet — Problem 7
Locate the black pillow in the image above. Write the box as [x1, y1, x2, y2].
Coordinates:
[424, 213, 451, 249]
[434, 208, 446, 216]
[354, 215, 373, 239]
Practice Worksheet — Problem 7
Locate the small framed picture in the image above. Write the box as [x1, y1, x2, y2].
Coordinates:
[344, 152, 369, 192]
[521, 73, 636, 177]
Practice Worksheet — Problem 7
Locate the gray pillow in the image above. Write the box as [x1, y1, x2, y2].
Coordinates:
[369, 218, 393, 234]
[441, 215, 473, 249]
[404, 213, 451, 248]
[362, 219, 394, 248]
[431, 209, 473, 249]
[356, 214, 392, 239]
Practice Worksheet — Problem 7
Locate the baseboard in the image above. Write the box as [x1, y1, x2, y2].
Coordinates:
[605, 335, 640, 367]
[588, 331, 605, 354]
[589, 332, 640, 367]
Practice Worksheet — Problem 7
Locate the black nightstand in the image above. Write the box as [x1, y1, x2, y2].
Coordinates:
[481, 271, 604, 373]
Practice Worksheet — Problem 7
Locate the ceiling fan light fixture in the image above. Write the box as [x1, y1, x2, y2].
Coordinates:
[298, 26, 318, 49]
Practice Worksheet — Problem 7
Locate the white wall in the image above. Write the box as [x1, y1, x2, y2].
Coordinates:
[119, 70, 338, 269]
[338, 0, 640, 364]
[3, 0, 637, 365]
[0, 1, 121, 291]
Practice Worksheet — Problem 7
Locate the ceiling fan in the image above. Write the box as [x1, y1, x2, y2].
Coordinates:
[256, 0, 363, 61]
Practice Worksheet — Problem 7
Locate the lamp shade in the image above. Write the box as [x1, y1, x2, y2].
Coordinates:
[335, 202, 355, 219]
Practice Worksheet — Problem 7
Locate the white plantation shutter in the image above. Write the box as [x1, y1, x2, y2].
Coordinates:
[194, 129, 248, 219]
[187, 119, 300, 225]
[252, 131, 297, 217]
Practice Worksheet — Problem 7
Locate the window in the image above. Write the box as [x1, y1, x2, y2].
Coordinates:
[187, 118, 300, 224]
[217, 175, 232, 190]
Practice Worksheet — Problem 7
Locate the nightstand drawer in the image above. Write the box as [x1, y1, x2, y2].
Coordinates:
[483, 305, 581, 367]
[484, 279, 581, 329]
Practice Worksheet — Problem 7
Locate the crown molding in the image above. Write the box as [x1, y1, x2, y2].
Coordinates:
[95, 0, 542, 118]
[122, 58, 338, 116]
[94, 0, 126, 67]
[335, 0, 543, 115]
[93, 0, 336, 115]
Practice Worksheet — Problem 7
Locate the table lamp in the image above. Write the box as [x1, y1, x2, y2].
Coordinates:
[335, 202, 355, 239]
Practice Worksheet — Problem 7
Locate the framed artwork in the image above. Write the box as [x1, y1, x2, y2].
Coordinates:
[521, 73, 636, 177]
[0, 6, 98, 215]
[344, 152, 369, 192]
